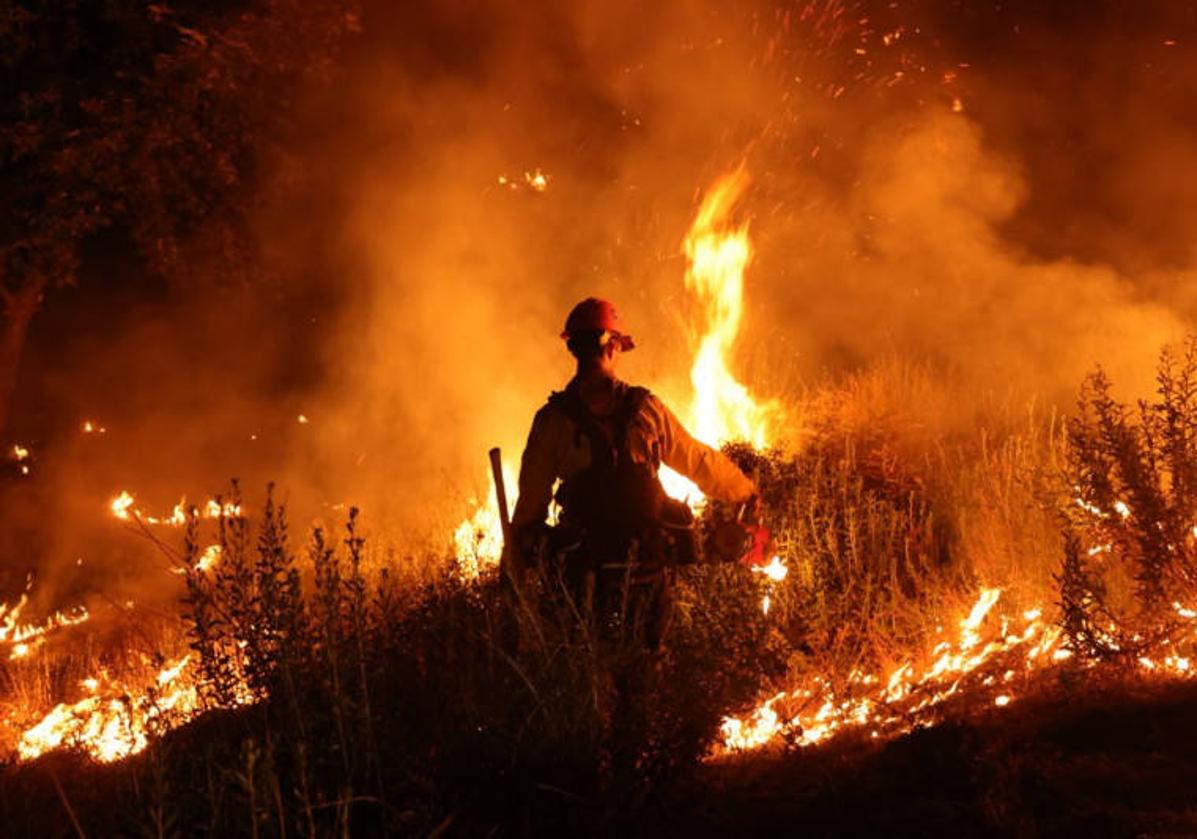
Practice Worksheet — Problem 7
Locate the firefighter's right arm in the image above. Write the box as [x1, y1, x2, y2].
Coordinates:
[654, 398, 756, 502]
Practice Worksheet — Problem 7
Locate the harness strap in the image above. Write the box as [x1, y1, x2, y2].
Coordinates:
[547, 383, 649, 469]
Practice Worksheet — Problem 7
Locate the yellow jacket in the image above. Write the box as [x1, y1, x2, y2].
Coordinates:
[511, 379, 756, 529]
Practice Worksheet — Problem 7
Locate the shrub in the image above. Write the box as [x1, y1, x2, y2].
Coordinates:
[1061, 337, 1197, 661]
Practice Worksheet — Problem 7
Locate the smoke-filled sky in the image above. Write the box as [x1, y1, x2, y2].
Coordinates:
[7, 0, 1197, 585]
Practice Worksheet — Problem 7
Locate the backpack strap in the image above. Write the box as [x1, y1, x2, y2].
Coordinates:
[547, 385, 616, 470]
[613, 386, 650, 463]
[546, 383, 651, 469]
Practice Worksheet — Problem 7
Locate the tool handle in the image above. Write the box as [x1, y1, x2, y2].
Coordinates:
[488, 447, 512, 545]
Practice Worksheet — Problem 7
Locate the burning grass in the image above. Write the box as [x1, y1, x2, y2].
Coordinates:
[5, 356, 1197, 833]
[0, 491, 787, 833]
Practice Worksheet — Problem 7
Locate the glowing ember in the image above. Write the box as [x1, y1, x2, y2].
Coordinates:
[752, 555, 788, 615]
[111, 491, 135, 520]
[524, 169, 549, 191]
[195, 544, 222, 572]
[171, 544, 222, 576]
[497, 168, 551, 192]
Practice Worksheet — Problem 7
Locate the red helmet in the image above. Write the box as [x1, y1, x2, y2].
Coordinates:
[561, 298, 635, 351]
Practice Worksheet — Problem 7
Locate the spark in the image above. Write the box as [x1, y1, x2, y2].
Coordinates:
[524, 169, 549, 191]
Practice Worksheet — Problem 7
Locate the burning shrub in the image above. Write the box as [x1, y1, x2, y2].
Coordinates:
[723, 428, 958, 682]
[1061, 338, 1197, 662]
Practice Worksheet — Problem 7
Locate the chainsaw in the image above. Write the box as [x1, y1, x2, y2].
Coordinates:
[705, 496, 772, 568]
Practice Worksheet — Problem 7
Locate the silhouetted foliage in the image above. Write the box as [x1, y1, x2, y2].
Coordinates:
[1061, 337, 1197, 660]
[0, 0, 358, 434]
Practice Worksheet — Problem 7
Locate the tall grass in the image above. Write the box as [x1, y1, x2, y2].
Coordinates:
[0, 363, 1083, 835]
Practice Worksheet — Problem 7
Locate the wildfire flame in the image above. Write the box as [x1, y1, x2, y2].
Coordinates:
[17, 655, 202, 763]
[11, 166, 1197, 769]
[716, 587, 1197, 755]
[452, 463, 517, 580]
[452, 168, 779, 574]
[110, 491, 241, 526]
[681, 169, 775, 449]
[170, 544, 223, 576]
[660, 169, 778, 506]
[0, 586, 90, 661]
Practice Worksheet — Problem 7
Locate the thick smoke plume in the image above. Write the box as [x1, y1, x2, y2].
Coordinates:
[4, 0, 1197, 601]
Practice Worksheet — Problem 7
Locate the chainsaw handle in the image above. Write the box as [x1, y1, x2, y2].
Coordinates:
[736, 493, 761, 525]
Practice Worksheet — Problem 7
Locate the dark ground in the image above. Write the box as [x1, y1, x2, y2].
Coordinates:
[660, 678, 1197, 838]
[5, 676, 1197, 836]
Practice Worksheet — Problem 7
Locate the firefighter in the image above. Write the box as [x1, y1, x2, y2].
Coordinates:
[509, 297, 756, 649]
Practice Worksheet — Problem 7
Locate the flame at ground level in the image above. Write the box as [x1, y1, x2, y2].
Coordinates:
[16, 656, 200, 763]
[716, 588, 1197, 755]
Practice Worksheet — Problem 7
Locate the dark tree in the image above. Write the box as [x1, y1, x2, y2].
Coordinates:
[0, 0, 357, 437]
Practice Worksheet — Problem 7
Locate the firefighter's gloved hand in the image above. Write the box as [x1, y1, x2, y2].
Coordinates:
[738, 493, 762, 525]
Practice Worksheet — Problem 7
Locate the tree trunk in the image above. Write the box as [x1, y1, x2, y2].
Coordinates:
[0, 276, 46, 442]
